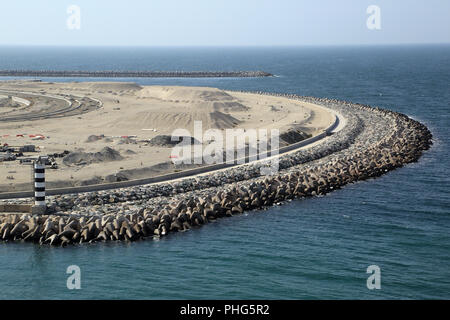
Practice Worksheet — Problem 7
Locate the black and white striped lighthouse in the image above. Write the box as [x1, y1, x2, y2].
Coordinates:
[34, 156, 47, 207]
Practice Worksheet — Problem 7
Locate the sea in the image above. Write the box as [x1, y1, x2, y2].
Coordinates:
[0, 45, 449, 299]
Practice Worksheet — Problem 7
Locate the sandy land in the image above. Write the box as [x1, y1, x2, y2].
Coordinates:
[0, 81, 334, 192]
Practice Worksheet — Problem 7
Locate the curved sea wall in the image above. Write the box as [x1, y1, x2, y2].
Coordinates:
[0, 94, 432, 245]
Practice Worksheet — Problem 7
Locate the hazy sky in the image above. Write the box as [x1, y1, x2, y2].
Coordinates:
[1, 0, 449, 46]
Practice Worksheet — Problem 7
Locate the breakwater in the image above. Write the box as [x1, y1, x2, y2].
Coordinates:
[0, 93, 432, 246]
[0, 70, 273, 78]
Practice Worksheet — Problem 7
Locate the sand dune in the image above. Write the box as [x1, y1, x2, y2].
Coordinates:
[110, 109, 240, 130]
[139, 86, 249, 111]
[112, 86, 246, 130]
[63, 82, 143, 93]
[138, 86, 233, 101]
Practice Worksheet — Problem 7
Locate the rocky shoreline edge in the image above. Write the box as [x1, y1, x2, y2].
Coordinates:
[0, 93, 432, 246]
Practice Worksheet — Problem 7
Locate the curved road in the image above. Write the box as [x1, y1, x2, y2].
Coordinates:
[0, 90, 101, 122]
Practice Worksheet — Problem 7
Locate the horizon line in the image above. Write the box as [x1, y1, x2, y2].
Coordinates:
[0, 42, 449, 48]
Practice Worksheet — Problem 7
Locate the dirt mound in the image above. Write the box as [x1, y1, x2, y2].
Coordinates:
[148, 135, 200, 147]
[138, 86, 234, 101]
[63, 147, 123, 166]
[0, 97, 21, 108]
[112, 109, 241, 131]
[212, 101, 249, 112]
[137, 86, 248, 112]
[86, 134, 105, 142]
[109, 86, 247, 131]
[280, 129, 312, 145]
[70, 82, 143, 93]
[210, 111, 241, 128]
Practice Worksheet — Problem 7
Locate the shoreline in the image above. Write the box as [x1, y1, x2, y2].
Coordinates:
[0, 92, 433, 246]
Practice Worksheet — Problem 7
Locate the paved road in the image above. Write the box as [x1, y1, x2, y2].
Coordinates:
[0, 90, 101, 122]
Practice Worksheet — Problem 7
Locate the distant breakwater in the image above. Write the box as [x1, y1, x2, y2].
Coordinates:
[0, 93, 433, 246]
[0, 70, 273, 78]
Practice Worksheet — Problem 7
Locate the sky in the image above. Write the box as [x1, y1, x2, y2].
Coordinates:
[0, 0, 449, 46]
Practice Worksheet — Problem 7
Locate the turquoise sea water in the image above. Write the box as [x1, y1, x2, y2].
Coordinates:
[0, 45, 449, 299]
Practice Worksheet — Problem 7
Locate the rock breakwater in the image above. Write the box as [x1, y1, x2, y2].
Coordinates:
[0, 93, 432, 246]
[0, 70, 273, 78]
